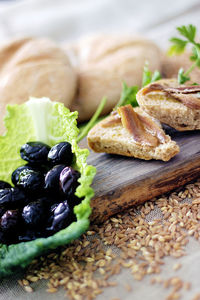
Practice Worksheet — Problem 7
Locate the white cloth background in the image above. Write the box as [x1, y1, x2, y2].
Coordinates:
[0, 0, 199, 47]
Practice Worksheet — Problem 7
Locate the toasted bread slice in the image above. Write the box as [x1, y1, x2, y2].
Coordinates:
[87, 106, 179, 161]
[137, 79, 200, 131]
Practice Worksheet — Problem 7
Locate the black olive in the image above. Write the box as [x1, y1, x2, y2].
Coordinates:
[22, 200, 46, 228]
[16, 169, 44, 194]
[12, 165, 35, 186]
[12, 164, 51, 186]
[18, 229, 44, 242]
[48, 142, 73, 165]
[0, 188, 26, 208]
[0, 209, 22, 244]
[44, 164, 66, 192]
[0, 180, 11, 189]
[49, 203, 59, 215]
[60, 167, 80, 198]
[0, 230, 7, 244]
[68, 195, 83, 209]
[1, 209, 21, 233]
[20, 141, 50, 165]
[46, 201, 74, 233]
[0, 229, 14, 245]
[0, 207, 6, 218]
[46, 202, 60, 229]
[38, 195, 57, 207]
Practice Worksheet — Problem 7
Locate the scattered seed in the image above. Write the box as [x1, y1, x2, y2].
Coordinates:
[28, 276, 39, 283]
[166, 292, 181, 300]
[172, 263, 182, 271]
[124, 283, 132, 292]
[183, 282, 191, 291]
[24, 286, 33, 293]
[46, 288, 57, 293]
[19, 179, 200, 300]
[22, 279, 29, 286]
[192, 294, 200, 300]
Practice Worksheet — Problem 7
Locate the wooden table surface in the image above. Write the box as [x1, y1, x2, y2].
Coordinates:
[80, 127, 200, 223]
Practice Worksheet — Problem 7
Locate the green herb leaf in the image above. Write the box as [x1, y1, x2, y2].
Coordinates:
[151, 70, 162, 83]
[169, 24, 200, 84]
[177, 24, 196, 42]
[115, 82, 139, 108]
[178, 68, 190, 84]
[168, 38, 187, 56]
[112, 63, 162, 110]
[142, 64, 152, 87]
[77, 97, 107, 143]
[142, 63, 161, 87]
[190, 46, 200, 67]
[0, 98, 96, 277]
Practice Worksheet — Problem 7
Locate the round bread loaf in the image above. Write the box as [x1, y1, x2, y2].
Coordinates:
[64, 34, 162, 121]
[0, 37, 77, 132]
[0, 35, 162, 130]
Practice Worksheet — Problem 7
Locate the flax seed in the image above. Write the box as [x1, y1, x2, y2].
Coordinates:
[21, 179, 200, 300]
[124, 283, 132, 292]
[183, 282, 191, 290]
[192, 294, 200, 300]
[24, 286, 33, 293]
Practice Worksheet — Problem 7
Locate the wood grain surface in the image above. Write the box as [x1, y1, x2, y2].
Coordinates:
[80, 126, 200, 223]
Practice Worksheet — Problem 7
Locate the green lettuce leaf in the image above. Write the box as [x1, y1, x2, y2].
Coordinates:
[0, 97, 96, 277]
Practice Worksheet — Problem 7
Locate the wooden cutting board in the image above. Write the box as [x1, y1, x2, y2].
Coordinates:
[79, 126, 200, 223]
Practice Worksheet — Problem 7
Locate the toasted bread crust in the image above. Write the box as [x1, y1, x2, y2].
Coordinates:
[136, 79, 200, 131]
[88, 108, 179, 161]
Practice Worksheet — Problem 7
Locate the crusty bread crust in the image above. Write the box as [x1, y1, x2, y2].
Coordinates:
[64, 34, 162, 121]
[87, 108, 179, 161]
[0, 37, 77, 133]
[136, 79, 200, 131]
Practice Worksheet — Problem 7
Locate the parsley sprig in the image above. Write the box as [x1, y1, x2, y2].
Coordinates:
[168, 24, 200, 84]
[142, 63, 161, 87]
[115, 63, 161, 108]
[115, 82, 139, 108]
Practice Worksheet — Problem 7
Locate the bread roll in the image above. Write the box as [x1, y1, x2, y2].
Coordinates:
[0, 37, 77, 132]
[64, 34, 162, 121]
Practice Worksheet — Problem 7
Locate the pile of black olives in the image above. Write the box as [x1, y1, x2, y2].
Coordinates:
[0, 141, 81, 244]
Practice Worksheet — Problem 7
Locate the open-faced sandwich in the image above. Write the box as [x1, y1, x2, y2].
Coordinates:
[137, 79, 200, 131]
[87, 104, 179, 161]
